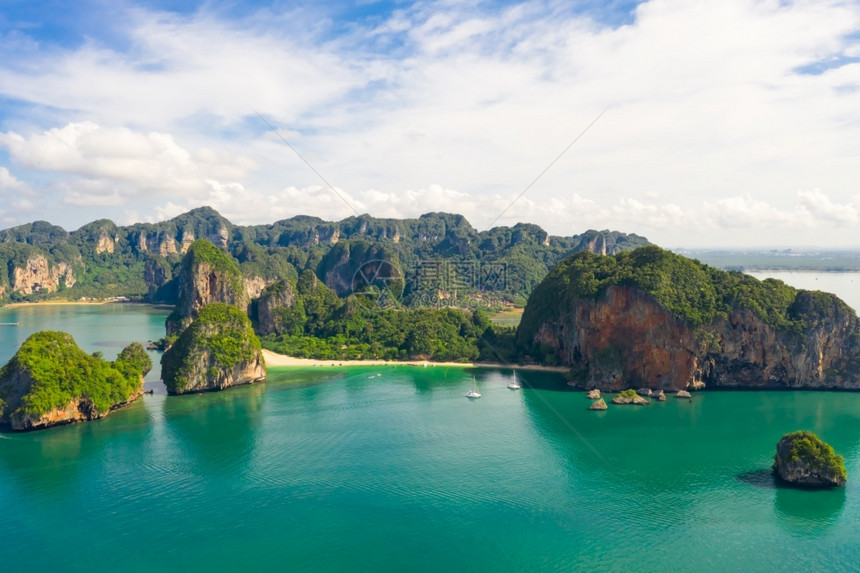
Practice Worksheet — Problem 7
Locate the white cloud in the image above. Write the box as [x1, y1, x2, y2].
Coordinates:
[0, 167, 37, 220]
[797, 189, 860, 224]
[0, 122, 256, 205]
[0, 166, 30, 194]
[1, 0, 860, 247]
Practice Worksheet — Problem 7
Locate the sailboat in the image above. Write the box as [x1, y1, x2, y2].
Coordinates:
[466, 376, 481, 399]
[507, 373, 522, 390]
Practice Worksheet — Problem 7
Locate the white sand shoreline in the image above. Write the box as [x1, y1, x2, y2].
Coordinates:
[262, 349, 568, 373]
[0, 298, 149, 309]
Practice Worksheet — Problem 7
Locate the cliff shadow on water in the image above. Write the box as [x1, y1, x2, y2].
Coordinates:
[0, 399, 152, 497]
[774, 485, 846, 534]
[158, 383, 266, 475]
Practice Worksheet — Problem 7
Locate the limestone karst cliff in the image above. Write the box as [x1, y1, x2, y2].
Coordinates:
[161, 303, 266, 395]
[11, 255, 76, 295]
[518, 246, 860, 391]
[0, 207, 648, 306]
[251, 279, 297, 336]
[165, 239, 249, 335]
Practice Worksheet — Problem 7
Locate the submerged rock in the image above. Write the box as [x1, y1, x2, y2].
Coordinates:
[0, 332, 151, 431]
[773, 431, 846, 488]
[161, 303, 266, 395]
[586, 389, 601, 400]
[676, 390, 692, 399]
[589, 398, 608, 410]
[611, 389, 649, 405]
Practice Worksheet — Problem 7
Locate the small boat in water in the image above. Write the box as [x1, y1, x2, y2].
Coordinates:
[0, 322, 20, 326]
[466, 376, 481, 399]
[507, 373, 522, 390]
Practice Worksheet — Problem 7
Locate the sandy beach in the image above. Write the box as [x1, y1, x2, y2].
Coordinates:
[2, 299, 116, 309]
[262, 349, 568, 373]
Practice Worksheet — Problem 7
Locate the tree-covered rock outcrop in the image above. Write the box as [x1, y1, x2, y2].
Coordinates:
[165, 239, 249, 335]
[161, 303, 265, 395]
[772, 431, 846, 487]
[0, 332, 152, 430]
[518, 246, 860, 390]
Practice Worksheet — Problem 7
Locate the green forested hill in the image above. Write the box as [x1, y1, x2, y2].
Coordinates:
[518, 246, 859, 351]
[0, 207, 648, 307]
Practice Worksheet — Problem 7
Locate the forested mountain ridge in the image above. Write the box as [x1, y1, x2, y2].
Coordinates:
[0, 207, 649, 306]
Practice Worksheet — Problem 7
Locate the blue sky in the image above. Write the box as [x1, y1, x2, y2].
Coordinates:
[1, 0, 860, 247]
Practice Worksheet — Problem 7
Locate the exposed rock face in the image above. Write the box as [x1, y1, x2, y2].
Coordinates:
[144, 258, 171, 289]
[589, 398, 608, 410]
[161, 303, 266, 395]
[655, 389, 666, 401]
[0, 333, 151, 431]
[611, 391, 650, 405]
[209, 225, 229, 248]
[585, 233, 607, 256]
[586, 388, 601, 400]
[11, 256, 76, 295]
[677, 390, 691, 399]
[166, 239, 248, 335]
[637, 388, 652, 397]
[245, 276, 268, 301]
[180, 230, 195, 253]
[520, 248, 860, 392]
[773, 431, 846, 487]
[252, 279, 296, 336]
[95, 234, 117, 254]
[317, 241, 401, 297]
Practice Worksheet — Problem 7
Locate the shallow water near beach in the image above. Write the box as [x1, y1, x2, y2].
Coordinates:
[1, 303, 860, 571]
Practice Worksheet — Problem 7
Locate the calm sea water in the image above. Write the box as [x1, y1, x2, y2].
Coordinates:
[0, 293, 859, 572]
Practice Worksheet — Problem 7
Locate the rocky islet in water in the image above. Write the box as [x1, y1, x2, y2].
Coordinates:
[0, 331, 151, 430]
[161, 303, 266, 395]
[773, 431, 847, 488]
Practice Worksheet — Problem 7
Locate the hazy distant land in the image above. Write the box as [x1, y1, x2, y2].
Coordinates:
[676, 248, 860, 272]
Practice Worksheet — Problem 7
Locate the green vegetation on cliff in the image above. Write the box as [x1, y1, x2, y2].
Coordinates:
[0, 207, 647, 306]
[0, 332, 151, 426]
[519, 246, 856, 343]
[165, 238, 248, 333]
[161, 303, 263, 394]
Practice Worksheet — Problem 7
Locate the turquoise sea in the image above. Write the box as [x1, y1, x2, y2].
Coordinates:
[1, 276, 859, 572]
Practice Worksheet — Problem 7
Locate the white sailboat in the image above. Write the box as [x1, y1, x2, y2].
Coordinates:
[466, 376, 481, 399]
[507, 373, 522, 390]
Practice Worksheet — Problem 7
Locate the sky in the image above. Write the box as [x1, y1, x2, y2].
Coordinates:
[1, 0, 860, 247]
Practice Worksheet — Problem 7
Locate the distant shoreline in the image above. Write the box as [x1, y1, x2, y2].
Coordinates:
[262, 349, 568, 373]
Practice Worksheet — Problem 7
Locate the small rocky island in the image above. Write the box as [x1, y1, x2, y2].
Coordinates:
[611, 389, 650, 405]
[772, 431, 847, 487]
[0, 331, 151, 430]
[161, 303, 266, 395]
